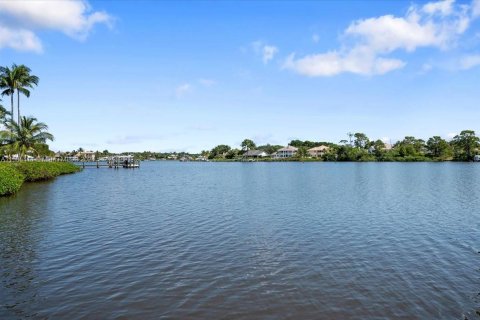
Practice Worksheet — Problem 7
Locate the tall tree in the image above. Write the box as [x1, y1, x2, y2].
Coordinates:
[0, 64, 22, 123]
[354, 132, 370, 149]
[16, 65, 39, 124]
[452, 130, 479, 161]
[241, 139, 256, 151]
[426, 136, 451, 159]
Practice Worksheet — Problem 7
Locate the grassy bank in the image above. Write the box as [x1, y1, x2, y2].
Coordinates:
[0, 162, 81, 196]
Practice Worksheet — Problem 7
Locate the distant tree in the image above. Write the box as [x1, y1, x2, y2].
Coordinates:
[339, 139, 348, 145]
[426, 136, 452, 159]
[354, 133, 370, 149]
[395, 136, 426, 158]
[257, 144, 282, 155]
[210, 144, 231, 158]
[296, 146, 308, 158]
[241, 139, 256, 151]
[225, 148, 240, 159]
[452, 130, 479, 161]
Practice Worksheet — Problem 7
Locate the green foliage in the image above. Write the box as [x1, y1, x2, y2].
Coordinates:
[257, 144, 282, 154]
[0, 163, 24, 196]
[13, 162, 80, 182]
[241, 139, 256, 151]
[1, 116, 54, 159]
[354, 133, 369, 149]
[394, 136, 426, 158]
[452, 130, 479, 161]
[289, 139, 336, 149]
[209, 144, 231, 159]
[296, 146, 308, 158]
[426, 136, 452, 159]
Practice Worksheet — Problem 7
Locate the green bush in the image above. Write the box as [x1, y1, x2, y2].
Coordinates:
[0, 163, 25, 196]
[0, 162, 81, 196]
[13, 162, 81, 182]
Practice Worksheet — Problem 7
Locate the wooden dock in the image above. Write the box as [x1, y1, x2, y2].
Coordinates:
[74, 160, 140, 169]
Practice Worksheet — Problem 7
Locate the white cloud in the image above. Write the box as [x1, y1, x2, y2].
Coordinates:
[175, 83, 192, 98]
[0, 25, 42, 52]
[285, 0, 479, 77]
[473, 0, 480, 17]
[0, 0, 112, 52]
[251, 41, 278, 63]
[284, 48, 405, 76]
[262, 45, 278, 63]
[312, 34, 320, 43]
[459, 54, 480, 69]
[422, 0, 455, 16]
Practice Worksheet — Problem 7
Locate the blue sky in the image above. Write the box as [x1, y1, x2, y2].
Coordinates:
[0, 0, 479, 152]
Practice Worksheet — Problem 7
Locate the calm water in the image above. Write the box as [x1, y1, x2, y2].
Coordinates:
[0, 162, 479, 319]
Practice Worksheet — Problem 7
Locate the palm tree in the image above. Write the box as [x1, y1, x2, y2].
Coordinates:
[0, 99, 6, 122]
[2, 116, 54, 160]
[16, 65, 39, 124]
[0, 64, 21, 123]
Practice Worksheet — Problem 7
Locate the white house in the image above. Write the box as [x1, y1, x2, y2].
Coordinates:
[243, 150, 269, 158]
[474, 155, 480, 162]
[274, 145, 298, 158]
[308, 145, 329, 157]
[77, 150, 96, 161]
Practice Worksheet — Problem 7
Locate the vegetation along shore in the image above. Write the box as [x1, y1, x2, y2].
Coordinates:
[0, 63, 81, 196]
[0, 162, 81, 196]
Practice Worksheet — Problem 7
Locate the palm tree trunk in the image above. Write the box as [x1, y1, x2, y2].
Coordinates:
[17, 89, 20, 125]
[10, 92, 14, 123]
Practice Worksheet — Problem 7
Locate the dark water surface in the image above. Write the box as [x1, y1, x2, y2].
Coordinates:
[1, 162, 479, 319]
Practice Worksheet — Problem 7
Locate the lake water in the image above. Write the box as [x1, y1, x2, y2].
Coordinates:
[0, 162, 479, 319]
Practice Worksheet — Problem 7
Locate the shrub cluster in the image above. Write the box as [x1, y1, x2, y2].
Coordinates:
[0, 163, 25, 196]
[0, 162, 81, 196]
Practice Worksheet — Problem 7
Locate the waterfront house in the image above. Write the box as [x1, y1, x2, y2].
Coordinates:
[77, 150, 96, 161]
[243, 150, 269, 158]
[274, 145, 298, 158]
[65, 156, 79, 161]
[308, 145, 329, 157]
[474, 155, 480, 162]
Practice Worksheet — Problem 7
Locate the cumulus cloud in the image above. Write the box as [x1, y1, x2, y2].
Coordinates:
[0, 0, 113, 52]
[0, 25, 42, 52]
[285, 0, 479, 77]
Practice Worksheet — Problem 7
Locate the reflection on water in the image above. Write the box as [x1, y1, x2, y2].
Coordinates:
[0, 162, 479, 319]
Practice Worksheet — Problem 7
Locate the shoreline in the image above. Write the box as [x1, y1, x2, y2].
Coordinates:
[0, 162, 81, 197]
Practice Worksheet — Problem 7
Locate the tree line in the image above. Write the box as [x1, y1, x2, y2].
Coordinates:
[203, 132, 480, 161]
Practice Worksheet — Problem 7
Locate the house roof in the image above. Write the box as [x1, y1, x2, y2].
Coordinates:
[308, 145, 329, 151]
[278, 145, 298, 152]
